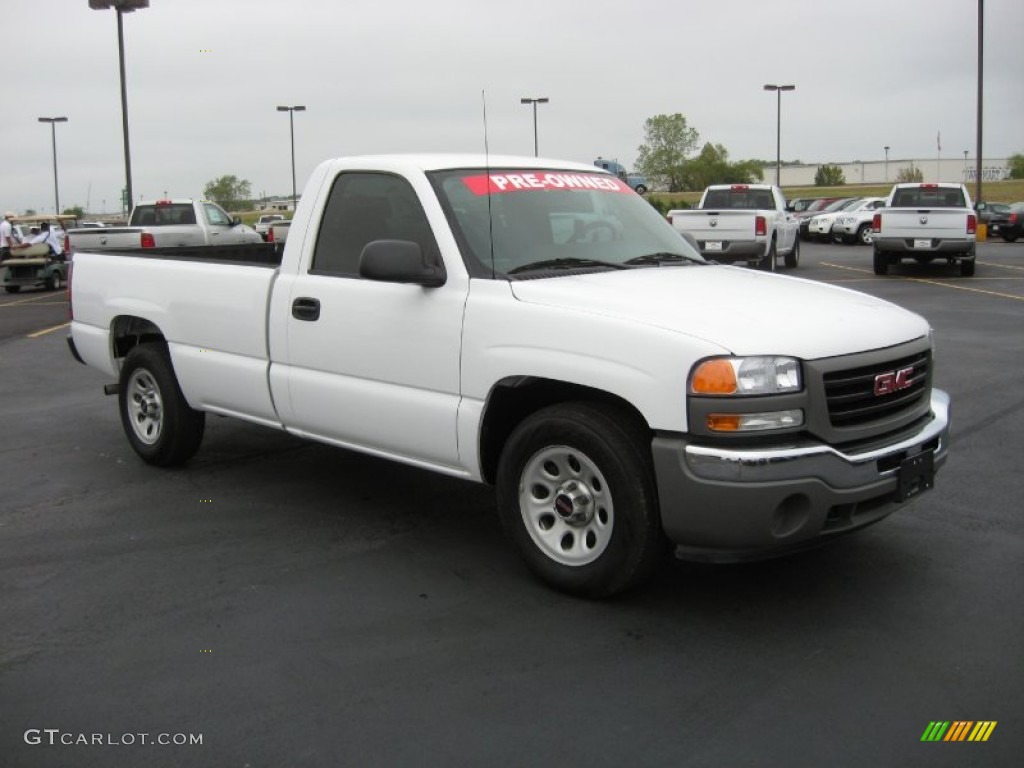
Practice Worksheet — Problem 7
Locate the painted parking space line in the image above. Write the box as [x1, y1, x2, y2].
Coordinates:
[0, 293, 65, 308]
[27, 321, 71, 338]
[821, 262, 1024, 302]
[977, 260, 1024, 272]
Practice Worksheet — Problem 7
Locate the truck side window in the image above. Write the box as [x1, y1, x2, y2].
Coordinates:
[311, 172, 440, 277]
[203, 204, 231, 227]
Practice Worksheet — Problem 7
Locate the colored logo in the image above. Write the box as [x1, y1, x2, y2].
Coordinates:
[921, 721, 997, 742]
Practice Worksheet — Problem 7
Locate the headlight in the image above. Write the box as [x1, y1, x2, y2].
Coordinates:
[690, 356, 802, 396]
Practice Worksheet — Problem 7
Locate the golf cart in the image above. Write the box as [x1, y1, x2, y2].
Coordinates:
[1, 214, 76, 293]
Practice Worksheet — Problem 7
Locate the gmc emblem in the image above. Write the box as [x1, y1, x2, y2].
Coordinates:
[874, 366, 915, 396]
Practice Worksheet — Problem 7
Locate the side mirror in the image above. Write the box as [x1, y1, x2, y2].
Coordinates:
[359, 239, 446, 287]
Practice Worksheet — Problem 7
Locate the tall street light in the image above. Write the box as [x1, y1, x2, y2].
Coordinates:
[277, 106, 306, 208]
[884, 145, 890, 182]
[520, 97, 549, 157]
[38, 117, 69, 214]
[763, 84, 795, 186]
[89, 0, 149, 213]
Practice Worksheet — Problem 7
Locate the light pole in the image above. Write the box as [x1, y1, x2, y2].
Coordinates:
[38, 117, 68, 214]
[89, 0, 148, 214]
[763, 84, 795, 186]
[276, 106, 306, 209]
[884, 146, 890, 182]
[963, 150, 969, 181]
[520, 97, 549, 157]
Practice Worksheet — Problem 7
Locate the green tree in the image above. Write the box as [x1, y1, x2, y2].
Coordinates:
[635, 114, 701, 193]
[814, 164, 846, 186]
[1007, 153, 1024, 180]
[203, 175, 253, 211]
[683, 143, 764, 190]
[896, 166, 924, 183]
[63, 205, 85, 217]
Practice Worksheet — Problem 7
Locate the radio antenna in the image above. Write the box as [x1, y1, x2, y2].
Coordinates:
[482, 89, 495, 279]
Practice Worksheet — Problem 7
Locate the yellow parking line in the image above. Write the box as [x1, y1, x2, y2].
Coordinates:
[978, 260, 1024, 272]
[27, 321, 71, 338]
[821, 262, 1024, 302]
[0, 292, 63, 307]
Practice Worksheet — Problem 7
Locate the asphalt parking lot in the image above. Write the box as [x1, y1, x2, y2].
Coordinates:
[2, 241, 1022, 767]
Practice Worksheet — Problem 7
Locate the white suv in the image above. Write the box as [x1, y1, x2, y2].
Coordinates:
[832, 198, 887, 245]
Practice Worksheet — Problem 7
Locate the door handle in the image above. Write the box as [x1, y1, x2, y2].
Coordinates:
[292, 297, 321, 321]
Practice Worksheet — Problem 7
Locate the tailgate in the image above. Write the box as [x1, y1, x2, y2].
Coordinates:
[880, 210, 969, 239]
[67, 228, 144, 252]
[669, 211, 756, 239]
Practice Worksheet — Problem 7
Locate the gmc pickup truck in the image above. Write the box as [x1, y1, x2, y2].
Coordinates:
[68, 154, 950, 597]
[667, 184, 800, 270]
[872, 183, 977, 276]
[66, 199, 262, 254]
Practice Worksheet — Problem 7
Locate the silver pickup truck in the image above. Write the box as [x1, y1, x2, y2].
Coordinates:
[66, 199, 261, 254]
[872, 183, 977, 276]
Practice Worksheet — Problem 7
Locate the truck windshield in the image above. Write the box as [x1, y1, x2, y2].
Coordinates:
[430, 169, 703, 278]
[701, 188, 775, 210]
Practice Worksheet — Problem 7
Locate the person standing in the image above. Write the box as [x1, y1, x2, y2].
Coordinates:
[0, 211, 19, 257]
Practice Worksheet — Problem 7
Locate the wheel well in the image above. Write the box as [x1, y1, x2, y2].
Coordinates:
[478, 377, 650, 485]
[111, 315, 165, 361]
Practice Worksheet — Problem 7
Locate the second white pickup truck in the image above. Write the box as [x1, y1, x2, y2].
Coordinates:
[66, 199, 262, 254]
[872, 183, 977, 276]
[667, 184, 800, 270]
[68, 155, 950, 597]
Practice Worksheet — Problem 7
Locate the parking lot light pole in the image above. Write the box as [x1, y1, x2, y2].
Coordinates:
[884, 146, 890, 182]
[276, 106, 306, 209]
[89, 0, 148, 213]
[38, 117, 69, 214]
[763, 84, 795, 186]
[520, 97, 549, 157]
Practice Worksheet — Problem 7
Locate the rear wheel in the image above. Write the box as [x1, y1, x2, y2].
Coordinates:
[4, 286, 20, 294]
[47, 273, 62, 291]
[1004, 235, 1019, 243]
[873, 248, 889, 275]
[495, 402, 666, 598]
[119, 344, 205, 466]
[960, 258, 976, 277]
[784, 237, 799, 268]
[634, 184, 648, 195]
[760, 239, 777, 271]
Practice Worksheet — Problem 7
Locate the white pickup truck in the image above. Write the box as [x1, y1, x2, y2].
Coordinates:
[68, 154, 950, 597]
[66, 199, 262, 254]
[871, 183, 977, 276]
[667, 184, 800, 270]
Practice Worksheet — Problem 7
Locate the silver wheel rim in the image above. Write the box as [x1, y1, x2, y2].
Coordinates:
[518, 445, 614, 566]
[126, 368, 163, 445]
[860, 227, 873, 245]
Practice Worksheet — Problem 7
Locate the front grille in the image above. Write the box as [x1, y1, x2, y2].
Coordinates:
[823, 350, 930, 428]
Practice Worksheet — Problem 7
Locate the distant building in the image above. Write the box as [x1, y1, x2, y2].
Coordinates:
[778, 157, 1009, 187]
[256, 198, 296, 212]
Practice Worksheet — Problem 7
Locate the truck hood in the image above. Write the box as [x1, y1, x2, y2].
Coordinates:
[508, 266, 930, 359]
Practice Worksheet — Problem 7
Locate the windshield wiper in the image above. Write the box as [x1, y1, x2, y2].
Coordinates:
[623, 252, 704, 266]
[507, 257, 630, 275]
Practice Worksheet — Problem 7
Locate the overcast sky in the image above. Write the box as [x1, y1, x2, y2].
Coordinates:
[3, 0, 1021, 214]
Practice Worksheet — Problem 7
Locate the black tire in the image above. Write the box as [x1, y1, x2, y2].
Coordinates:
[857, 224, 873, 246]
[873, 248, 889, 275]
[634, 184, 648, 195]
[47, 273, 62, 291]
[495, 402, 667, 598]
[960, 258, 976, 277]
[1004, 235, 1018, 243]
[4, 286, 20, 294]
[784, 236, 799, 268]
[119, 344, 205, 466]
[760, 239, 777, 271]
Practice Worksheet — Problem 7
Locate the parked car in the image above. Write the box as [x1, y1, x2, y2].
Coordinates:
[805, 198, 860, 242]
[974, 202, 1012, 238]
[831, 197, 889, 245]
[796, 198, 840, 239]
[784, 197, 819, 214]
[254, 214, 287, 241]
[998, 203, 1024, 243]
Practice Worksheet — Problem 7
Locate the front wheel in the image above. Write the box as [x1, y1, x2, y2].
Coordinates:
[784, 237, 800, 268]
[4, 285, 20, 294]
[119, 344, 205, 466]
[47, 273, 63, 291]
[634, 184, 648, 195]
[495, 402, 666, 598]
[857, 224, 873, 245]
